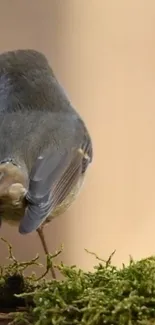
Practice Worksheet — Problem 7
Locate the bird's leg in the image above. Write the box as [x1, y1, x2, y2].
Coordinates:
[36, 225, 56, 279]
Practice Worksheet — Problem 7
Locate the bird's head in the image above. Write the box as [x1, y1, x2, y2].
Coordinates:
[0, 163, 27, 222]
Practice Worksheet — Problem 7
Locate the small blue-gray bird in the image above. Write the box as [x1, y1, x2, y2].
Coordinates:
[0, 49, 93, 278]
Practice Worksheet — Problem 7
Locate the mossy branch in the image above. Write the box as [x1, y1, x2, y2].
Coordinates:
[1, 239, 155, 324]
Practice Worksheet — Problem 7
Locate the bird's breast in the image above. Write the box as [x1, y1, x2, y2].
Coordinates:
[1, 198, 26, 226]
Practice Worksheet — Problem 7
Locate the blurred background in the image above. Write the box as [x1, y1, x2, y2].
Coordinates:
[0, 0, 155, 274]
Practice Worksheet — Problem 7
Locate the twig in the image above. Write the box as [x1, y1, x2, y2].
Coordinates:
[36, 245, 63, 281]
[0, 238, 17, 263]
[0, 237, 42, 274]
[85, 248, 116, 267]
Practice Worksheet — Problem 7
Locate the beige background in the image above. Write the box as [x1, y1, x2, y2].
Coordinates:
[0, 0, 155, 274]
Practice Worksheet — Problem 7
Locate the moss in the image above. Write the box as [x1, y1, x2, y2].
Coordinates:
[1, 239, 155, 324]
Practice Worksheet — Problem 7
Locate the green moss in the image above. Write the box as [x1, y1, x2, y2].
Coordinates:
[1, 239, 155, 325]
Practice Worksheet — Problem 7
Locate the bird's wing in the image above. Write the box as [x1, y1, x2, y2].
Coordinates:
[19, 135, 92, 234]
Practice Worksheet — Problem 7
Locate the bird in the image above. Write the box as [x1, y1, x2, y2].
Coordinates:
[0, 49, 93, 279]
